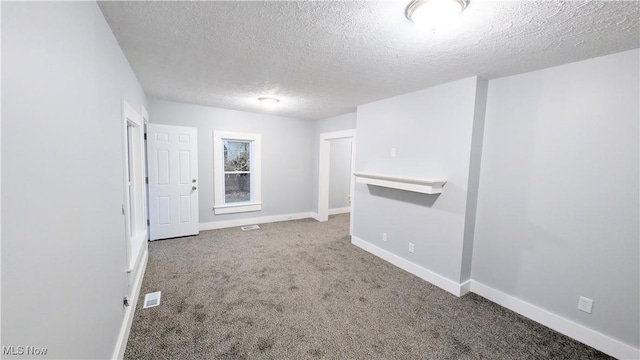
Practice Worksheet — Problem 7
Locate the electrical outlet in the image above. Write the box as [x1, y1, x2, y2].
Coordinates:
[382, 233, 387, 242]
[391, 148, 396, 157]
[578, 296, 593, 314]
[409, 243, 415, 253]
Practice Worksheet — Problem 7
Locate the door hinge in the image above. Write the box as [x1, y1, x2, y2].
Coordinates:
[121, 205, 125, 215]
[147, 219, 150, 226]
[144, 133, 147, 140]
[145, 177, 149, 184]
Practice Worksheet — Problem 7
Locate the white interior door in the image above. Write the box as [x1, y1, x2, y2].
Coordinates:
[147, 124, 199, 240]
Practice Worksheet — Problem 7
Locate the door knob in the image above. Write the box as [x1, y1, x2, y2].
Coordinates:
[192, 186, 197, 191]
[192, 179, 197, 183]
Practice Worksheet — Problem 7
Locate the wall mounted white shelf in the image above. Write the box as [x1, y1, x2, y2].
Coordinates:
[354, 172, 446, 195]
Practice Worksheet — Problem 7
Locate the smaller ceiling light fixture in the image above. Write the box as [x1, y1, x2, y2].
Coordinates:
[258, 96, 280, 107]
[406, 0, 469, 29]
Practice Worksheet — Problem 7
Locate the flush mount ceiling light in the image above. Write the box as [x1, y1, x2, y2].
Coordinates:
[406, 0, 469, 28]
[258, 96, 280, 107]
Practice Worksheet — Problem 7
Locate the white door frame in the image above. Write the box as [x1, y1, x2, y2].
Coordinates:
[141, 105, 149, 239]
[121, 100, 147, 272]
[317, 129, 356, 234]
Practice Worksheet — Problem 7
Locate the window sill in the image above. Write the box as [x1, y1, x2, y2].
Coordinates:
[214, 202, 262, 215]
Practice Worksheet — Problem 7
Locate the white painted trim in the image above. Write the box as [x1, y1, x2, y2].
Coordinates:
[200, 212, 313, 231]
[317, 129, 356, 227]
[354, 172, 446, 195]
[320, 129, 356, 141]
[140, 106, 149, 240]
[348, 139, 356, 236]
[310, 212, 321, 222]
[213, 131, 262, 214]
[328, 207, 351, 215]
[459, 279, 471, 296]
[0, 3, 3, 345]
[112, 248, 148, 360]
[122, 100, 146, 271]
[214, 202, 262, 215]
[140, 105, 149, 125]
[126, 231, 147, 274]
[470, 281, 640, 360]
[349, 237, 638, 358]
[351, 236, 467, 297]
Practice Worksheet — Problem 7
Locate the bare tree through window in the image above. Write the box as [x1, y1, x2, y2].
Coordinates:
[213, 131, 261, 215]
[223, 140, 251, 203]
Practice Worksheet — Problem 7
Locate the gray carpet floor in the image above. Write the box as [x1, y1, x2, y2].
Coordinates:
[125, 214, 612, 359]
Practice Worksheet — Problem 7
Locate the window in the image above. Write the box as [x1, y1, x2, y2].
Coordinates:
[213, 131, 261, 214]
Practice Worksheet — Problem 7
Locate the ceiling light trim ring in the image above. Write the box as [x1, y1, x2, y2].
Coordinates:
[405, 0, 470, 22]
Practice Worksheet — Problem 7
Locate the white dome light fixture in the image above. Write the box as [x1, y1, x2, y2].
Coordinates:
[406, 0, 469, 29]
[258, 96, 280, 107]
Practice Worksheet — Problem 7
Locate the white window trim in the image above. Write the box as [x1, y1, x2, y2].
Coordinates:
[213, 131, 262, 215]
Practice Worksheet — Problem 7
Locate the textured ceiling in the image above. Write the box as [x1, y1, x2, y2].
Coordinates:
[99, 1, 639, 120]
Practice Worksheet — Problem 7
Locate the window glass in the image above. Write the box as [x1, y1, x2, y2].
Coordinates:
[223, 141, 250, 172]
[224, 173, 251, 203]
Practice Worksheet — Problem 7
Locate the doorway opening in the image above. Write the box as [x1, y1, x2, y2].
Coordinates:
[317, 129, 356, 234]
[122, 100, 147, 272]
[328, 137, 353, 215]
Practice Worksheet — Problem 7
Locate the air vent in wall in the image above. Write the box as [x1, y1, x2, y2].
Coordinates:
[143, 291, 161, 309]
[241, 225, 260, 231]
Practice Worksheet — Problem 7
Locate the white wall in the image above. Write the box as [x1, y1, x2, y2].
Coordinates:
[352, 77, 487, 284]
[147, 99, 315, 225]
[329, 138, 352, 210]
[2, 2, 147, 359]
[315, 112, 357, 135]
[472, 49, 639, 349]
[311, 112, 357, 214]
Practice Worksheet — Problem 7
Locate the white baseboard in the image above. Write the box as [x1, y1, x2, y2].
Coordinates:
[199, 212, 313, 231]
[328, 207, 351, 215]
[459, 279, 471, 296]
[349, 236, 639, 358]
[470, 280, 640, 360]
[310, 212, 321, 222]
[351, 236, 468, 297]
[113, 227, 638, 360]
[112, 248, 148, 360]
